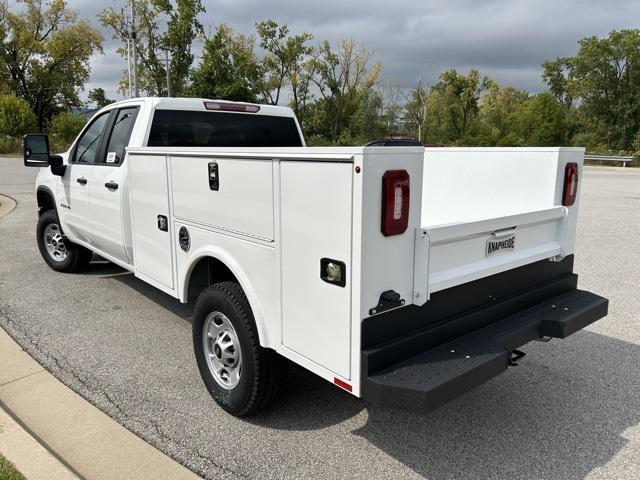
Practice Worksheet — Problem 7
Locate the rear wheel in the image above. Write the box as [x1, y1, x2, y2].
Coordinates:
[193, 281, 288, 416]
[36, 210, 92, 273]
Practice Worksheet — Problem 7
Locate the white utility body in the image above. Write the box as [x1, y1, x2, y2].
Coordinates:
[25, 98, 608, 416]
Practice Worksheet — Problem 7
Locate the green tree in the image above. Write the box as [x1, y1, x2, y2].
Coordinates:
[543, 30, 640, 150]
[478, 83, 529, 145]
[510, 92, 566, 146]
[99, 0, 204, 96]
[0, 0, 103, 129]
[190, 24, 263, 102]
[256, 19, 312, 105]
[308, 39, 381, 143]
[427, 69, 492, 143]
[0, 94, 37, 136]
[403, 78, 429, 141]
[88, 88, 114, 109]
[48, 111, 85, 143]
[541, 57, 574, 111]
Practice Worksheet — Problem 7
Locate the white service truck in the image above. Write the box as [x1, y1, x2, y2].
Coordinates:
[24, 97, 608, 416]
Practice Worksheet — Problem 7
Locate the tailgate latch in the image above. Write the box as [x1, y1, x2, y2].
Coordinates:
[369, 290, 405, 316]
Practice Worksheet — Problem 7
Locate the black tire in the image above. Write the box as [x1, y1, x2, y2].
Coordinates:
[193, 281, 288, 416]
[36, 210, 92, 273]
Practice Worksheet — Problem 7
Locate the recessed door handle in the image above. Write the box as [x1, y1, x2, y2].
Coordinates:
[105, 181, 119, 190]
[76, 177, 87, 185]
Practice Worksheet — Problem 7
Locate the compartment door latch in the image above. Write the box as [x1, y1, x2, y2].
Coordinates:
[208, 162, 219, 191]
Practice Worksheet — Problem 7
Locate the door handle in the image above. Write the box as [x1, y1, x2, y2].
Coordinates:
[76, 177, 87, 185]
[105, 181, 119, 190]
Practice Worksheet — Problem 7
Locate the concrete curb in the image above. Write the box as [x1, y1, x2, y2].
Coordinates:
[0, 405, 80, 480]
[0, 327, 202, 480]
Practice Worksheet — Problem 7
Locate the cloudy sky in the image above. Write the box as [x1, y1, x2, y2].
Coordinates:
[68, 0, 640, 102]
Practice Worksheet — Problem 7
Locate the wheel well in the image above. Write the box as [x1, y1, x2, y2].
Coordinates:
[37, 189, 55, 214]
[187, 256, 238, 302]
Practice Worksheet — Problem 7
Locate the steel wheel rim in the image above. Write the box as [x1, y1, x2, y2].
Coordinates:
[203, 311, 242, 390]
[43, 223, 68, 262]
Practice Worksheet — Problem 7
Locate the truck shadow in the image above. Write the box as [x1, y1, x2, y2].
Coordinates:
[90, 263, 638, 478]
[253, 331, 639, 479]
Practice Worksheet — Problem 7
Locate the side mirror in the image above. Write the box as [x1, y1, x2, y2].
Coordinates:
[23, 134, 51, 167]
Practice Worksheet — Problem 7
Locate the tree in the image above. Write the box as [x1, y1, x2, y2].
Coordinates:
[289, 54, 317, 128]
[190, 24, 263, 102]
[0, 0, 103, 128]
[0, 94, 37, 136]
[543, 30, 640, 150]
[478, 83, 529, 145]
[541, 57, 574, 111]
[99, 0, 204, 96]
[403, 77, 429, 141]
[428, 69, 492, 142]
[256, 20, 312, 105]
[510, 92, 566, 146]
[308, 39, 381, 143]
[88, 88, 114, 109]
[48, 111, 85, 143]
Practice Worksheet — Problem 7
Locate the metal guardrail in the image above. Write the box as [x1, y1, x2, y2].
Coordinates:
[584, 154, 635, 167]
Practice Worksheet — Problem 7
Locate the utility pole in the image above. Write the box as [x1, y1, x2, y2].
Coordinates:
[164, 49, 171, 97]
[130, 0, 138, 97]
[126, 36, 132, 98]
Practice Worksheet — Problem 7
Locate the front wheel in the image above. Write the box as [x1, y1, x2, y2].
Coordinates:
[193, 282, 288, 416]
[36, 210, 92, 273]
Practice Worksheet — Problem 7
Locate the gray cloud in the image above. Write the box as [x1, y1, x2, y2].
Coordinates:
[70, 0, 640, 101]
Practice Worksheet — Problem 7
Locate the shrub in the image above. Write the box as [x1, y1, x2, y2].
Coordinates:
[48, 112, 86, 147]
[0, 135, 23, 154]
[0, 94, 37, 137]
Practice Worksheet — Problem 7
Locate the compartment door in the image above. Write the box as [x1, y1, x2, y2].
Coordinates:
[129, 154, 175, 291]
[280, 162, 353, 378]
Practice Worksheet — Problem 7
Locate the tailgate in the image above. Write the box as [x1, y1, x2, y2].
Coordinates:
[413, 147, 584, 305]
[414, 206, 567, 297]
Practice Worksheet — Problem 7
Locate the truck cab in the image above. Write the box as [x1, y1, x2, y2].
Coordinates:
[29, 98, 305, 270]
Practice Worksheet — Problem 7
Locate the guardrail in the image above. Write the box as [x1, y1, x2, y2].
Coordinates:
[584, 154, 635, 167]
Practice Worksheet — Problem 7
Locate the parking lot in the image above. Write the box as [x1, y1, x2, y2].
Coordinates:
[1, 157, 639, 480]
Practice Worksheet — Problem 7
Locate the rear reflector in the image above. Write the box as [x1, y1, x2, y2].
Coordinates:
[381, 170, 410, 236]
[562, 162, 578, 206]
[334, 377, 352, 392]
[204, 101, 260, 113]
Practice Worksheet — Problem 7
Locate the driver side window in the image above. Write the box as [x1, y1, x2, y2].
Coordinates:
[72, 112, 111, 164]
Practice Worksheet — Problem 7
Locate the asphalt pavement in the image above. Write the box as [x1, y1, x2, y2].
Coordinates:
[1, 157, 639, 480]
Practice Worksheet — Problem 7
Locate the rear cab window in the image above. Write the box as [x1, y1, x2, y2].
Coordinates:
[147, 110, 303, 147]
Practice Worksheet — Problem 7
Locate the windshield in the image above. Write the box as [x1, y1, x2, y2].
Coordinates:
[147, 110, 303, 148]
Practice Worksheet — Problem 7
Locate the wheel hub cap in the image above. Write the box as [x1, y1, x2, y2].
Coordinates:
[203, 312, 242, 389]
[44, 223, 68, 262]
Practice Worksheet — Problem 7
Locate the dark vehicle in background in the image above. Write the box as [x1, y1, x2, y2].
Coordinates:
[365, 137, 423, 147]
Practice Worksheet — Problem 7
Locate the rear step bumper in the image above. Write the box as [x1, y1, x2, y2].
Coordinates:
[362, 289, 608, 413]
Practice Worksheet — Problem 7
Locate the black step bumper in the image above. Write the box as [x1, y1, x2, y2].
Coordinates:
[362, 289, 608, 413]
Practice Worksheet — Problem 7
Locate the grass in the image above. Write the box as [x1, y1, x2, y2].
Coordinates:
[0, 455, 25, 480]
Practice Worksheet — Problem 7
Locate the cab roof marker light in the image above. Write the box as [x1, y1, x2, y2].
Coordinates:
[204, 101, 260, 113]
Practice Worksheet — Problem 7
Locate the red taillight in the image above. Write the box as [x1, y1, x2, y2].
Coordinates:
[381, 170, 410, 236]
[562, 162, 579, 206]
[203, 101, 260, 113]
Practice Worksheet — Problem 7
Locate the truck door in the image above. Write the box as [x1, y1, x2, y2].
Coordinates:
[59, 111, 111, 242]
[88, 107, 140, 264]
